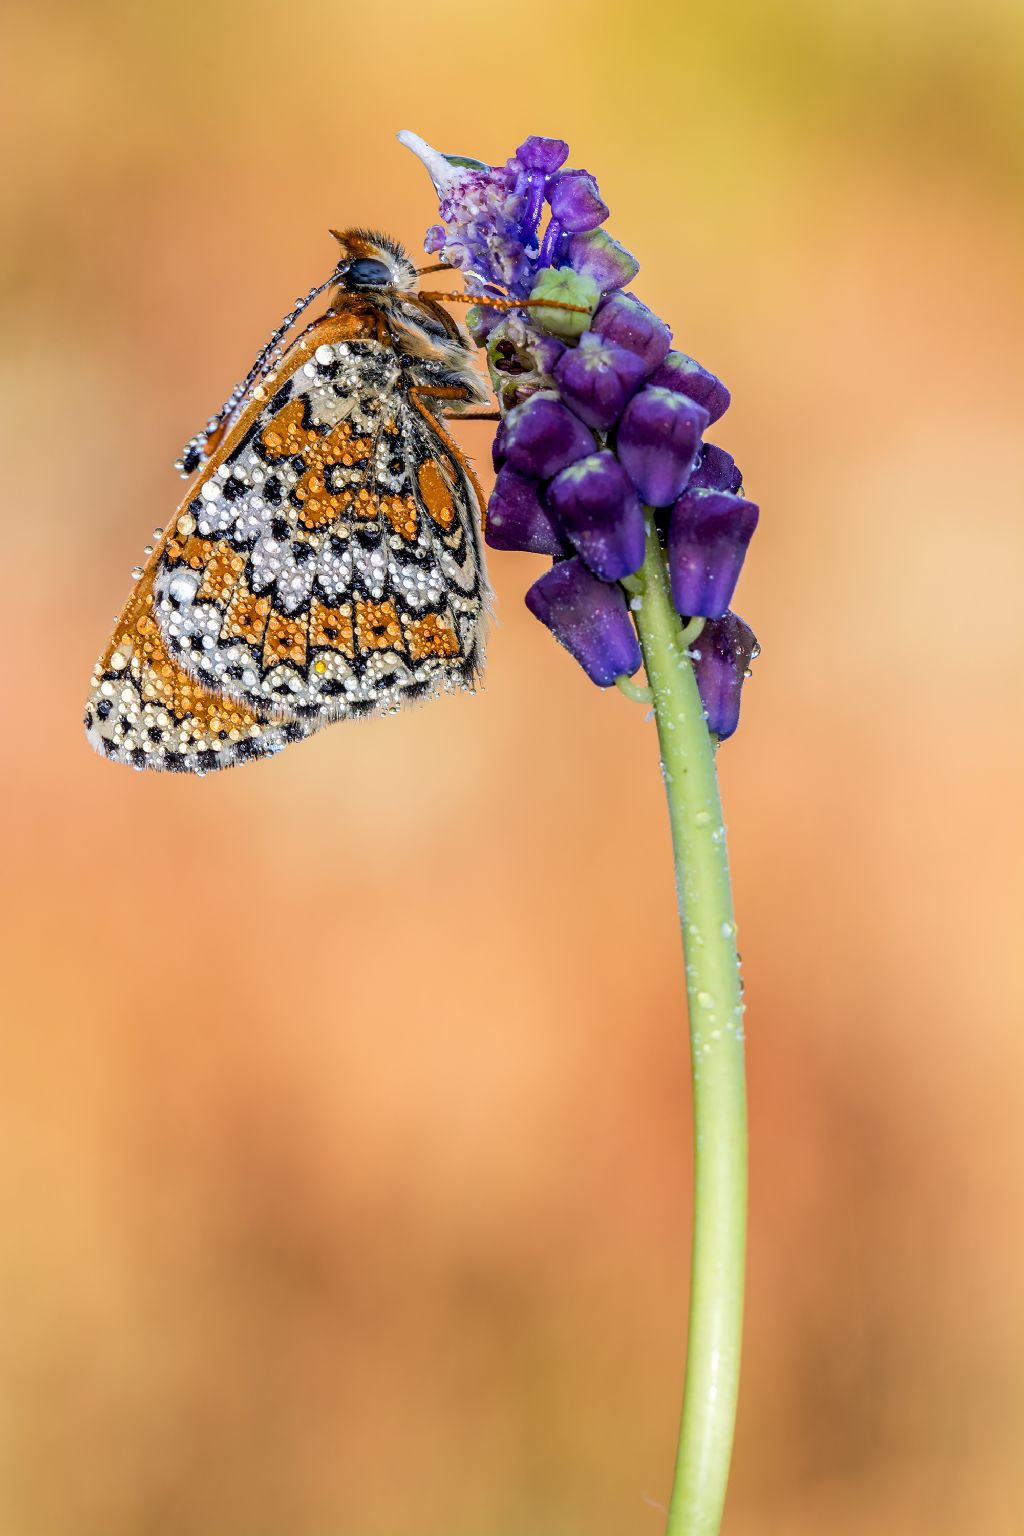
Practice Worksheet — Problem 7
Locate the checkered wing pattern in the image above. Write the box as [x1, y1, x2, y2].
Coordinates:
[85, 312, 488, 773]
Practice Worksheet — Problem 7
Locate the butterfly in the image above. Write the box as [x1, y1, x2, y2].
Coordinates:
[84, 230, 494, 774]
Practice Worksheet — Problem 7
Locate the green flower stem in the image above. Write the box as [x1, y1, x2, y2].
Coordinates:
[615, 674, 654, 705]
[631, 521, 748, 1536]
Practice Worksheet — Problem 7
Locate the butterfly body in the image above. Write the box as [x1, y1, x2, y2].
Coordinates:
[85, 232, 490, 773]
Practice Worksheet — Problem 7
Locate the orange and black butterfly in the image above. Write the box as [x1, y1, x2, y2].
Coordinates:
[85, 231, 492, 773]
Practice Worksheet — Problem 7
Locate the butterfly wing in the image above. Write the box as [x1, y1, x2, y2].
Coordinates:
[85, 310, 489, 773]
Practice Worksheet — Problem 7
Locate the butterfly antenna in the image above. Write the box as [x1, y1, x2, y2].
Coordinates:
[418, 290, 591, 315]
[175, 262, 345, 477]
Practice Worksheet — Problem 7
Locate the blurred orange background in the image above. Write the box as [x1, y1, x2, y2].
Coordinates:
[2, 1, 1023, 1531]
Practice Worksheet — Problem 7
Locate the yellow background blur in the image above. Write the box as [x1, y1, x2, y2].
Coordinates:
[2, 1, 1022, 1531]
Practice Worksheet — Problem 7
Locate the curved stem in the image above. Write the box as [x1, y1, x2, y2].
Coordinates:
[616, 673, 654, 705]
[631, 522, 748, 1536]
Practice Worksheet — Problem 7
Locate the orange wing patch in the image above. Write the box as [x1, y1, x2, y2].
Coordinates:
[260, 400, 373, 530]
[310, 598, 355, 657]
[197, 542, 246, 605]
[165, 531, 213, 569]
[379, 493, 419, 540]
[417, 459, 456, 530]
[356, 598, 404, 653]
[404, 612, 460, 661]
[224, 584, 272, 646]
[264, 611, 308, 670]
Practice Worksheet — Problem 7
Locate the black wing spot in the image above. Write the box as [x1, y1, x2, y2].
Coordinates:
[228, 424, 260, 460]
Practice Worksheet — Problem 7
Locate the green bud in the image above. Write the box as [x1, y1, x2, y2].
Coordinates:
[527, 268, 600, 340]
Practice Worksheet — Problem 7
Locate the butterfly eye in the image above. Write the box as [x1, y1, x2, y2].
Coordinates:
[344, 258, 393, 289]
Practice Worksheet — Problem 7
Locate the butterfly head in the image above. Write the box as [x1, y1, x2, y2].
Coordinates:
[329, 229, 418, 294]
[327, 226, 477, 366]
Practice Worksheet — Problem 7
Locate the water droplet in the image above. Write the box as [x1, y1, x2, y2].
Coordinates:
[695, 810, 711, 827]
[721, 921, 734, 938]
[697, 991, 714, 1009]
[130, 565, 144, 580]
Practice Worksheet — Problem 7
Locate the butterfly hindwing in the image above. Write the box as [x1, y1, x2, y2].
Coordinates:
[82, 570, 307, 773]
[85, 309, 488, 773]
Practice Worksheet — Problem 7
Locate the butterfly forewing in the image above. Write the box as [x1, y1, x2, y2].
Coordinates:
[85, 305, 488, 773]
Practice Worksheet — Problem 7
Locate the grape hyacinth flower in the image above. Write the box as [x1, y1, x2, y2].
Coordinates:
[401, 128, 760, 1536]
[547, 452, 646, 582]
[668, 490, 760, 620]
[688, 612, 760, 741]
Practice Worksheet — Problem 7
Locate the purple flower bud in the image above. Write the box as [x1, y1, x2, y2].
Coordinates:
[616, 386, 709, 507]
[689, 443, 743, 494]
[648, 350, 731, 424]
[486, 468, 571, 556]
[515, 136, 569, 174]
[494, 391, 595, 479]
[530, 331, 568, 377]
[690, 612, 758, 741]
[547, 170, 609, 233]
[567, 229, 640, 292]
[552, 331, 649, 431]
[525, 558, 642, 686]
[592, 292, 672, 373]
[667, 489, 759, 618]
[547, 451, 646, 581]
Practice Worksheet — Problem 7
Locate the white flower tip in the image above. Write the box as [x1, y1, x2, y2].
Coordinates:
[397, 129, 456, 194]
